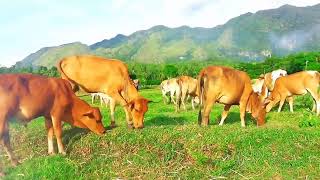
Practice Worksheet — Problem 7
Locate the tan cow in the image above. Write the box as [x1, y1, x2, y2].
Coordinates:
[57, 55, 150, 129]
[0, 74, 105, 168]
[266, 71, 320, 114]
[198, 66, 266, 127]
[160, 78, 180, 104]
[176, 75, 199, 111]
[263, 69, 288, 93]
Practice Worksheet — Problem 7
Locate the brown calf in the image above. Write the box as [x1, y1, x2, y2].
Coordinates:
[198, 66, 266, 127]
[0, 74, 105, 167]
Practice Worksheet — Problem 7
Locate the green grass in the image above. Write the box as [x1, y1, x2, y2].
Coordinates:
[3, 88, 320, 179]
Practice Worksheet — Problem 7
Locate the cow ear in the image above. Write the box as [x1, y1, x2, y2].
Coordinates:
[263, 99, 271, 105]
[83, 109, 94, 116]
[128, 101, 135, 110]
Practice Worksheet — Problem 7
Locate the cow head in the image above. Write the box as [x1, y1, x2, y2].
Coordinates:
[72, 107, 106, 135]
[247, 93, 267, 126]
[128, 97, 150, 129]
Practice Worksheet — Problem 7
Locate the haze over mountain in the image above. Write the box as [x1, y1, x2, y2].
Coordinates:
[15, 3, 320, 68]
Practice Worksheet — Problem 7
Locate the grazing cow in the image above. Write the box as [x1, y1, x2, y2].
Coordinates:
[266, 71, 320, 114]
[57, 55, 150, 129]
[198, 66, 266, 127]
[160, 78, 180, 104]
[176, 75, 199, 111]
[0, 74, 105, 167]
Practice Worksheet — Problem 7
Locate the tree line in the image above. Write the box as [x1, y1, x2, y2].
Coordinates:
[1, 52, 319, 85]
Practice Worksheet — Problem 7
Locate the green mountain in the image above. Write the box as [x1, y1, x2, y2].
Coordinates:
[16, 4, 320, 67]
[15, 42, 90, 68]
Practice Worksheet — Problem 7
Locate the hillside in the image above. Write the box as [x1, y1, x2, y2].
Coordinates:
[15, 42, 90, 68]
[15, 4, 320, 67]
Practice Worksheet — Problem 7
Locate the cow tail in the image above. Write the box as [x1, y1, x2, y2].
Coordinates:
[316, 72, 320, 93]
[56, 59, 79, 92]
[197, 72, 205, 125]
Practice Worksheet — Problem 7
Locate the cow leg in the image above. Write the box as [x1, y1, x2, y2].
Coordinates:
[287, 96, 294, 113]
[277, 96, 286, 113]
[307, 88, 320, 115]
[201, 101, 214, 126]
[45, 117, 55, 155]
[191, 97, 195, 110]
[239, 102, 247, 127]
[51, 116, 66, 155]
[175, 89, 181, 112]
[91, 95, 94, 104]
[109, 98, 116, 128]
[219, 105, 231, 125]
[0, 120, 19, 166]
[162, 91, 169, 104]
[181, 92, 187, 111]
[108, 91, 133, 128]
[100, 95, 104, 106]
[170, 91, 176, 104]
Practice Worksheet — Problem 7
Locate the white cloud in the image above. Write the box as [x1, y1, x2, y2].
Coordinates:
[0, 0, 319, 66]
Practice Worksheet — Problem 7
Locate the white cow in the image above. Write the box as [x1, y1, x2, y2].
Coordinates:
[91, 93, 113, 106]
[160, 78, 180, 104]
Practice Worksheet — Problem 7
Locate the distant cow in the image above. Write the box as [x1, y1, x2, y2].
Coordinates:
[160, 78, 180, 104]
[176, 75, 199, 111]
[198, 66, 266, 127]
[0, 74, 105, 167]
[133, 79, 140, 90]
[57, 55, 150, 129]
[266, 71, 320, 114]
[91, 92, 112, 106]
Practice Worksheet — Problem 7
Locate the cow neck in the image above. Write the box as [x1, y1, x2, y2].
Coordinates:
[127, 83, 140, 102]
[72, 96, 89, 116]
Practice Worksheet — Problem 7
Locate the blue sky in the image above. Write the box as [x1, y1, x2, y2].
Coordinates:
[0, 0, 319, 66]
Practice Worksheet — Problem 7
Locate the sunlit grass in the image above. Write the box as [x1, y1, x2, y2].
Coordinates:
[3, 88, 320, 179]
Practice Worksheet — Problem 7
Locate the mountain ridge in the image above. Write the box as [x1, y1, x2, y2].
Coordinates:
[15, 3, 320, 67]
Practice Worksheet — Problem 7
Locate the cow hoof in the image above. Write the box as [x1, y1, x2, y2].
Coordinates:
[60, 151, 67, 156]
[0, 172, 5, 177]
[127, 124, 134, 129]
[48, 152, 56, 156]
[110, 123, 117, 129]
[11, 159, 20, 167]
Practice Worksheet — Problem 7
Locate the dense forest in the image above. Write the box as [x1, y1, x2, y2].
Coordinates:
[2, 52, 320, 86]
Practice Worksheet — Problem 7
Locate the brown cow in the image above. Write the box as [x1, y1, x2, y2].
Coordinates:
[57, 55, 150, 129]
[266, 71, 320, 114]
[197, 66, 266, 127]
[176, 75, 199, 111]
[0, 74, 105, 168]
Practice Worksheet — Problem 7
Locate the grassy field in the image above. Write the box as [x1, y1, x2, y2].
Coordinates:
[2, 88, 320, 179]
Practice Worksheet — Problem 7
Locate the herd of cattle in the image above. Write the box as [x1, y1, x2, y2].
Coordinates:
[1, 55, 319, 175]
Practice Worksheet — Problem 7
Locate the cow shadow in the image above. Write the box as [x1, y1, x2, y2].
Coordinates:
[210, 112, 267, 126]
[62, 127, 89, 153]
[61, 124, 110, 153]
[145, 115, 191, 126]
